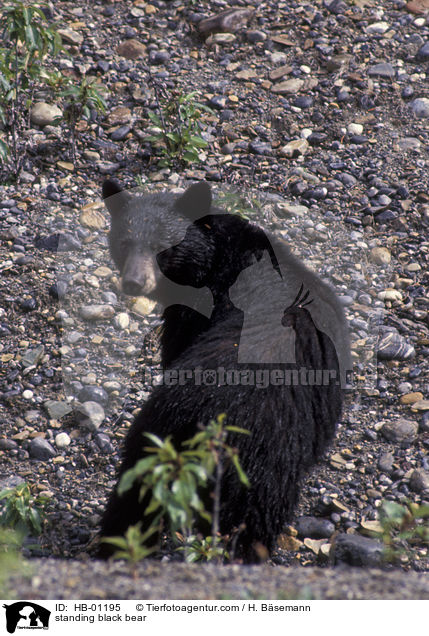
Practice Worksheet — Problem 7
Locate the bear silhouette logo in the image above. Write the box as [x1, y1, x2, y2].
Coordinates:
[3, 602, 51, 633]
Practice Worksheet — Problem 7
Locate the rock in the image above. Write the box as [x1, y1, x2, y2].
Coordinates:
[347, 123, 363, 135]
[409, 469, 429, 494]
[79, 304, 115, 321]
[77, 386, 109, 406]
[399, 392, 424, 405]
[58, 28, 83, 46]
[412, 399, 429, 411]
[110, 125, 131, 141]
[378, 452, 394, 474]
[416, 41, 429, 61]
[271, 79, 304, 94]
[55, 432, 71, 449]
[296, 516, 335, 539]
[116, 39, 147, 60]
[206, 33, 236, 45]
[366, 22, 390, 35]
[132, 297, 156, 316]
[406, 0, 429, 14]
[106, 106, 132, 127]
[44, 400, 73, 420]
[279, 139, 309, 158]
[381, 419, 418, 447]
[277, 534, 303, 551]
[397, 137, 421, 151]
[377, 331, 415, 361]
[377, 289, 403, 302]
[410, 98, 429, 118]
[367, 63, 395, 78]
[369, 247, 391, 266]
[114, 312, 130, 330]
[30, 103, 62, 127]
[79, 206, 106, 230]
[75, 401, 105, 432]
[198, 8, 255, 37]
[94, 433, 114, 454]
[333, 534, 384, 567]
[249, 140, 272, 155]
[28, 438, 56, 461]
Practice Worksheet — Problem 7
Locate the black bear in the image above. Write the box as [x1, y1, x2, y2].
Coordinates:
[99, 180, 351, 561]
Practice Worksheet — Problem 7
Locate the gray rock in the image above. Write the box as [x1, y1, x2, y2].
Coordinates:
[409, 469, 429, 494]
[28, 438, 56, 460]
[333, 534, 384, 567]
[410, 98, 429, 118]
[79, 304, 115, 321]
[378, 452, 394, 474]
[78, 385, 109, 406]
[377, 331, 415, 361]
[44, 400, 73, 420]
[368, 63, 395, 78]
[381, 419, 418, 448]
[75, 401, 105, 432]
[296, 516, 335, 539]
[30, 102, 63, 127]
[416, 41, 429, 62]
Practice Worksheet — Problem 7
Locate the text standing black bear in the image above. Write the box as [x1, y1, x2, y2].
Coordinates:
[99, 180, 351, 561]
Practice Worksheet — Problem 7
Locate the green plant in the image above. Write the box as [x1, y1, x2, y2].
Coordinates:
[378, 500, 429, 563]
[0, 0, 62, 177]
[146, 90, 213, 167]
[58, 76, 107, 162]
[101, 523, 157, 577]
[0, 481, 50, 536]
[179, 533, 228, 563]
[214, 190, 263, 220]
[106, 414, 250, 562]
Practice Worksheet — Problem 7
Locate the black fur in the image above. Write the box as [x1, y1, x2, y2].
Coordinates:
[99, 181, 351, 561]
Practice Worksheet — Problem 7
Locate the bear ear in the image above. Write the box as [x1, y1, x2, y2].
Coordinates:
[102, 179, 132, 216]
[175, 181, 212, 221]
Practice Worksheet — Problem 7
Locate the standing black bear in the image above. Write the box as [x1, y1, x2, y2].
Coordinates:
[99, 179, 351, 561]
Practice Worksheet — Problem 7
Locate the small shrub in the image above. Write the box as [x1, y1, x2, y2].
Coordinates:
[105, 414, 250, 562]
[0, 0, 62, 177]
[0, 481, 50, 537]
[379, 500, 429, 563]
[58, 76, 107, 162]
[146, 90, 213, 167]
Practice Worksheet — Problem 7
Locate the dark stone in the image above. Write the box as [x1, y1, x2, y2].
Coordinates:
[110, 125, 131, 141]
[78, 385, 109, 406]
[296, 516, 335, 539]
[28, 438, 56, 461]
[416, 41, 429, 62]
[333, 534, 384, 567]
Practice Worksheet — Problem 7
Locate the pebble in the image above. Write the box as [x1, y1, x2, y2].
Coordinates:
[333, 534, 384, 567]
[75, 401, 105, 432]
[279, 139, 309, 158]
[55, 433, 71, 449]
[377, 331, 415, 361]
[78, 386, 109, 406]
[368, 63, 395, 78]
[369, 247, 391, 266]
[116, 39, 147, 60]
[44, 400, 73, 420]
[409, 469, 429, 494]
[415, 41, 429, 61]
[30, 103, 62, 127]
[271, 79, 304, 95]
[296, 516, 335, 539]
[381, 418, 419, 447]
[79, 305, 115, 321]
[378, 452, 394, 474]
[410, 98, 429, 118]
[28, 438, 56, 461]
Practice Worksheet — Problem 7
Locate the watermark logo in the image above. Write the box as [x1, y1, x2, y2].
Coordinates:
[3, 602, 51, 633]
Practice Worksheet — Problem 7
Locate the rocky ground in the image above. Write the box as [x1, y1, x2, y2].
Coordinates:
[0, 0, 428, 599]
